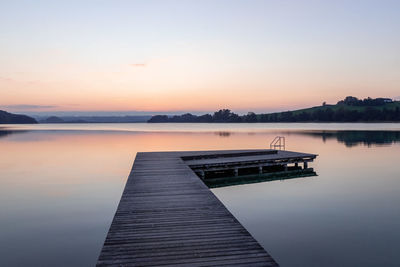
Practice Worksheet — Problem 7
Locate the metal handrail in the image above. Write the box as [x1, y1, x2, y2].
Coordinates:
[270, 136, 285, 150]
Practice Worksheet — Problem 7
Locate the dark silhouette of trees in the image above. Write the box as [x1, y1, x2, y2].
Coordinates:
[337, 96, 393, 106]
[243, 112, 257, 122]
[212, 109, 241, 122]
[148, 115, 169, 123]
[148, 110, 242, 123]
[197, 114, 213, 122]
[148, 98, 400, 123]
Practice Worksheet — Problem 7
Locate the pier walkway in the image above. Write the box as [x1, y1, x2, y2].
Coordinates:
[98, 150, 317, 266]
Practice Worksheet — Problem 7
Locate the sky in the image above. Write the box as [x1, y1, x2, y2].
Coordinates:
[1, 0, 399, 115]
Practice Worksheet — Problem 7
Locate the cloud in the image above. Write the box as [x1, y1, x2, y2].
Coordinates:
[0, 104, 58, 110]
[0, 76, 41, 84]
[0, 76, 14, 82]
[130, 63, 147, 67]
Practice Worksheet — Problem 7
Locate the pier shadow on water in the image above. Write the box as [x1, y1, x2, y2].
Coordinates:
[200, 167, 317, 188]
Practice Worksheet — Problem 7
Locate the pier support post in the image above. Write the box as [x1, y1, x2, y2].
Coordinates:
[303, 162, 308, 169]
[284, 165, 288, 172]
[295, 163, 298, 168]
[234, 168, 239, 177]
[198, 170, 205, 179]
[259, 166, 263, 174]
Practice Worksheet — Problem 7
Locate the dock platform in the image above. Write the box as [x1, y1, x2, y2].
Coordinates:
[97, 149, 317, 266]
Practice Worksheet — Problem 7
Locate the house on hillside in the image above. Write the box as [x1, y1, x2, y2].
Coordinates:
[377, 98, 393, 103]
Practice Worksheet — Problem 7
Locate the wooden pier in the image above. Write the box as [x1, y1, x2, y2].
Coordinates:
[97, 149, 317, 266]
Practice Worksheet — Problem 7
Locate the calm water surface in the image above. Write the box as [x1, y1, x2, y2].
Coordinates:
[1, 123, 400, 266]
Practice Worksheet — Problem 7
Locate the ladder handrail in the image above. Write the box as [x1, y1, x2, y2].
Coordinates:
[270, 136, 285, 150]
[270, 136, 280, 146]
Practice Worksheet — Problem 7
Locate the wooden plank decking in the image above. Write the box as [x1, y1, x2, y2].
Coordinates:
[97, 150, 286, 266]
[184, 150, 316, 171]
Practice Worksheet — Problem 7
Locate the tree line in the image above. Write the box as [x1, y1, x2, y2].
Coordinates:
[148, 97, 400, 123]
[148, 107, 400, 123]
[337, 96, 393, 106]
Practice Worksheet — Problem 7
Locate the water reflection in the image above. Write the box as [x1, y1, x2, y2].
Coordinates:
[210, 130, 400, 147]
[0, 129, 29, 138]
[215, 131, 232, 137]
[0, 124, 399, 267]
[2, 126, 400, 148]
[298, 130, 400, 147]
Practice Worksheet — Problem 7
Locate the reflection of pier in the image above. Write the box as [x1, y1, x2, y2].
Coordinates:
[98, 149, 317, 266]
[202, 168, 316, 188]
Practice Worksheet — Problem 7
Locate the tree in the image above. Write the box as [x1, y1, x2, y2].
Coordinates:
[244, 112, 257, 122]
[148, 115, 169, 123]
[212, 109, 241, 122]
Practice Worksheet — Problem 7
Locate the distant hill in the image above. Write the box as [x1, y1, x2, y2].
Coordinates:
[261, 97, 400, 122]
[148, 97, 400, 123]
[39, 116, 87, 123]
[42, 116, 66, 123]
[38, 115, 151, 123]
[0, 110, 38, 124]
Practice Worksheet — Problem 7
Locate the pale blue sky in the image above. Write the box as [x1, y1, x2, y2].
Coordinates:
[1, 0, 399, 114]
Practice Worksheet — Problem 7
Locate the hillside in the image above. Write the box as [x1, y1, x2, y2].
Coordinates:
[0, 110, 38, 124]
[261, 98, 400, 122]
[148, 97, 400, 123]
[292, 100, 400, 115]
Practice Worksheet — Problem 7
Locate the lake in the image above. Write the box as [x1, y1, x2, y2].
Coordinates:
[1, 123, 400, 266]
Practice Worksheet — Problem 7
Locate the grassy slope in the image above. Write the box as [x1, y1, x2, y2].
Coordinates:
[286, 101, 400, 115]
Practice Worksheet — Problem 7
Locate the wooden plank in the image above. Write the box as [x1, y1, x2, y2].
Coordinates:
[183, 150, 316, 165]
[97, 150, 282, 266]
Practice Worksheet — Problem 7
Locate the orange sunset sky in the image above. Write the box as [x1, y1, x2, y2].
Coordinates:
[1, 0, 399, 115]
